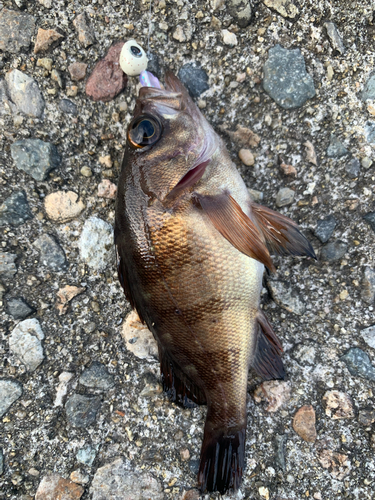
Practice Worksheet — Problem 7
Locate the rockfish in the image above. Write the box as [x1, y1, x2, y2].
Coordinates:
[115, 71, 315, 493]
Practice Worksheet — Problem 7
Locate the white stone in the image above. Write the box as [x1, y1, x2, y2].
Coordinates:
[121, 310, 158, 360]
[222, 29, 238, 46]
[5, 69, 44, 118]
[54, 372, 74, 407]
[9, 318, 45, 372]
[0, 379, 23, 417]
[78, 217, 114, 271]
[361, 325, 375, 349]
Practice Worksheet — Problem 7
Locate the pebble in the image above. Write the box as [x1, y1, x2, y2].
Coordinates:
[340, 347, 375, 381]
[99, 155, 112, 168]
[327, 135, 349, 158]
[51, 69, 64, 89]
[280, 162, 297, 176]
[0, 448, 3, 475]
[73, 13, 96, 47]
[345, 158, 360, 179]
[65, 394, 101, 427]
[56, 285, 85, 315]
[0, 191, 32, 227]
[274, 434, 287, 470]
[38, 0, 53, 8]
[276, 187, 295, 207]
[121, 310, 158, 360]
[320, 240, 347, 261]
[66, 86, 78, 97]
[68, 62, 87, 82]
[361, 325, 375, 349]
[70, 470, 89, 485]
[304, 140, 318, 165]
[97, 179, 117, 199]
[7, 297, 34, 320]
[78, 216, 114, 271]
[86, 42, 127, 102]
[318, 449, 350, 480]
[0, 9, 35, 53]
[263, 0, 299, 19]
[0, 379, 23, 417]
[180, 489, 200, 500]
[322, 390, 354, 419]
[225, 125, 261, 148]
[268, 279, 305, 315]
[90, 458, 164, 500]
[173, 25, 187, 42]
[293, 405, 317, 442]
[44, 191, 85, 222]
[361, 157, 373, 169]
[0, 79, 15, 115]
[314, 215, 337, 243]
[79, 362, 114, 391]
[228, 0, 252, 28]
[80, 166, 92, 177]
[358, 408, 375, 426]
[5, 70, 45, 118]
[54, 372, 74, 407]
[177, 62, 209, 99]
[365, 121, 375, 144]
[324, 22, 345, 54]
[59, 99, 78, 116]
[76, 446, 97, 466]
[221, 29, 238, 46]
[0, 252, 17, 278]
[248, 188, 264, 202]
[34, 28, 64, 54]
[9, 318, 45, 372]
[11, 139, 61, 181]
[34, 234, 67, 271]
[37, 58, 53, 71]
[253, 380, 291, 412]
[238, 148, 255, 166]
[263, 45, 315, 109]
[361, 73, 375, 101]
[35, 473, 84, 500]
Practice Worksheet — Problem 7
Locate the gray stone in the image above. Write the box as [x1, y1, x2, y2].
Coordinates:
[73, 12, 96, 48]
[228, 0, 252, 28]
[0, 252, 17, 278]
[59, 99, 78, 116]
[90, 458, 164, 500]
[361, 73, 375, 101]
[5, 70, 45, 118]
[314, 215, 337, 243]
[363, 212, 375, 232]
[78, 217, 114, 271]
[324, 22, 345, 54]
[267, 280, 306, 315]
[0, 9, 35, 54]
[358, 408, 375, 426]
[178, 62, 209, 99]
[274, 433, 287, 470]
[320, 240, 347, 261]
[79, 362, 115, 391]
[0, 191, 32, 227]
[263, 0, 299, 19]
[65, 394, 101, 427]
[0, 448, 3, 475]
[276, 187, 295, 207]
[341, 348, 375, 381]
[9, 318, 45, 372]
[0, 79, 15, 115]
[34, 234, 67, 271]
[327, 136, 349, 158]
[345, 158, 360, 179]
[361, 157, 373, 170]
[361, 267, 375, 304]
[0, 379, 23, 417]
[11, 139, 61, 181]
[365, 122, 375, 144]
[7, 297, 34, 320]
[361, 325, 375, 349]
[76, 446, 97, 466]
[263, 45, 315, 109]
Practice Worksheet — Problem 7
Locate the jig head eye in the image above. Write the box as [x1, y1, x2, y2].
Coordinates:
[119, 40, 148, 76]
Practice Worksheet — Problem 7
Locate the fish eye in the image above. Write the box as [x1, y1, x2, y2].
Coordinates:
[127, 115, 163, 149]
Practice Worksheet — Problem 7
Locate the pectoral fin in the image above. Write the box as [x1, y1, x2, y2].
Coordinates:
[194, 192, 275, 272]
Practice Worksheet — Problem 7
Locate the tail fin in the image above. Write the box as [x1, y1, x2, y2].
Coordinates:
[198, 426, 246, 494]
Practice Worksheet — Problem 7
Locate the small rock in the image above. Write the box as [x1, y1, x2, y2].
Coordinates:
[180, 489, 200, 500]
[70, 470, 89, 485]
[314, 215, 337, 243]
[0, 379, 23, 417]
[34, 234, 67, 271]
[44, 191, 85, 222]
[76, 446, 97, 466]
[36, 58, 53, 71]
[180, 448, 191, 461]
[280, 163, 297, 176]
[0, 79, 16, 116]
[66, 86, 78, 97]
[225, 125, 261, 148]
[35, 473, 84, 500]
[318, 449, 350, 480]
[86, 42, 127, 102]
[253, 380, 291, 412]
[222, 29, 238, 46]
[327, 135, 349, 158]
[54, 372, 74, 407]
[358, 408, 375, 426]
[173, 25, 187, 42]
[293, 405, 317, 442]
[0, 252, 17, 278]
[267, 280, 305, 315]
[274, 434, 287, 470]
[59, 99, 78, 116]
[364, 212, 375, 233]
[7, 297, 34, 320]
[65, 394, 101, 427]
[73, 13, 96, 47]
[361, 73, 375, 101]
[322, 390, 354, 419]
[228, 0, 252, 28]
[365, 121, 375, 144]
[345, 158, 360, 179]
[361, 325, 375, 348]
[340, 347, 375, 381]
[97, 179, 117, 199]
[80, 166, 92, 177]
[90, 458, 164, 500]
[177, 62, 209, 99]
[121, 311, 158, 360]
[324, 22, 345, 54]
[0, 9, 35, 53]
[320, 240, 347, 261]
[9, 318, 45, 372]
[51, 69, 64, 89]
[68, 62, 87, 82]
[0, 448, 3, 475]
[361, 157, 373, 169]
[0, 191, 32, 227]
[56, 285, 85, 315]
[304, 140, 318, 165]
[99, 155, 112, 168]
[238, 149, 255, 166]
[263, 45, 315, 109]
[263, 0, 299, 19]
[5, 70, 45, 118]
[248, 188, 264, 202]
[34, 28, 64, 54]
[11, 139, 60, 181]
[78, 216, 114, 271]
[79, 362, 114, 391]
[276, 187, 295, 207]
[38, 0, 53, 8]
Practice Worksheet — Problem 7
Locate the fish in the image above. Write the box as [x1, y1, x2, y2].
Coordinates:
[114, 71, 316, 494]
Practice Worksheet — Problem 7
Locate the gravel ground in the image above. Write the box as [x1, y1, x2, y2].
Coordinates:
[1, 0, 375, 499]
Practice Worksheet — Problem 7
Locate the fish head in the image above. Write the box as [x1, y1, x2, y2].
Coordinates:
[125, 71, 218, 202]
